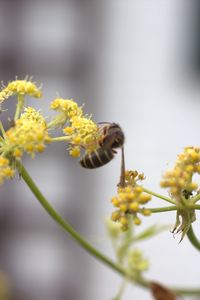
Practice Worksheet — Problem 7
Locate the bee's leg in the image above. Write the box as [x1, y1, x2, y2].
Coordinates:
[118, 146, 126, 187]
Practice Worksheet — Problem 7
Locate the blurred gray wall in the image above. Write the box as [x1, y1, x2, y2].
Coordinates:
[1, 1, 200, 300]
[0, 1, 106, 300]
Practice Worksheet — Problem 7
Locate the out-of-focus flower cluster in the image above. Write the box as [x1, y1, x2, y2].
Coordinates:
[106, 219, 151, 297]
[0, 79, 42, 105]
[111, 171, 151, 230]
[128, 249, 149, 276]
[50, 98, 101, 158]
[160, 147, 200, 202]
[4, 107, 50, 158]
[0, 157, 15, 184]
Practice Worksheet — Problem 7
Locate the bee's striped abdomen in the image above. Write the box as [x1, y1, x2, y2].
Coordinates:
[80, 148, 114, 169]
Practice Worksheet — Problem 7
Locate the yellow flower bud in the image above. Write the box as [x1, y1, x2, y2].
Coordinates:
[111, 211, 121, 221]
[134, 217, 141, 225]
[138, 194, 151, 204]
[69, 147, 81, 158]
[119, 203, 128, 212]
[130, 202, 139, 212]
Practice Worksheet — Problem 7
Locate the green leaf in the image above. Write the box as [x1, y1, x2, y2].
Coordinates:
[134, 224, 170, 242]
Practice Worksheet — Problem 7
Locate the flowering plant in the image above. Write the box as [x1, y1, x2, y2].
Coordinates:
[1, 78, 200, 299]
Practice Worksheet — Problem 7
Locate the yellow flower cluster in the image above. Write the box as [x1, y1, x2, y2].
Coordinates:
[0, 157, 15, 184]
[5, 107, 50, 158]
[50, 98, 83, 118]
[50, 98, 100, 157]
[63, 116, 100, 157]
[111, 171, 151, 230]
[49, 98, 83, 129]
[0, 79, 42, 103]
[160, 147, 200, 202]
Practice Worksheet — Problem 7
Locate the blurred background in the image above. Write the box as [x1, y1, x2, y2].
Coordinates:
[0, 0, 200, 299]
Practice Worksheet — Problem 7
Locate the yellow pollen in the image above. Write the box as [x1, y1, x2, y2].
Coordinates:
[69, 147, 81, 158]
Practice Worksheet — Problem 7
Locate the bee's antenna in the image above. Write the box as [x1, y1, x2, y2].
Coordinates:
[119, 146, 126, 187]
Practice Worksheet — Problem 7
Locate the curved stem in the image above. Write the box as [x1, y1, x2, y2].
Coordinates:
[16, 160, 124, 276]
[50, 136, 71, 143]
[187, 225, 200, 251]
[15, 161, 200, 296]
[14, 95, 24, 121]
[142, 187, 176, 205]
[149, 204, 200, 214]
[0, 121, 6, 138]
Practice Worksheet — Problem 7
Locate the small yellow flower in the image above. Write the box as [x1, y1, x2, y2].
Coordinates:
[49, 98, 83, 128]
[0, 79, 42, 103]
[105, 218, 121, 239]
[130, 202, 139, 212]
[110, 170, 152, 230]
[69, 147, 81, 158]
[64, 115, 100, 158]
[161, 146, 200, 202]
[133, 217, 141, 225]
[4, 107, 50, 158]
[0, 157, 15, 184]
[128, 249, 149, 274]
[161, 146, 200, 240]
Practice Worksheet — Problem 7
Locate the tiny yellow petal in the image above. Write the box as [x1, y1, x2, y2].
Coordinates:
[134, 217, 141, 225]
[111, 211, 121, 221]
[138, 194, 151, 204]
[69, 147, 81, 158]
[130, 202, 139, 212]
[120, 216, 128, 226]
[119, 203, 128, 212]
[141, 209, 151, 216]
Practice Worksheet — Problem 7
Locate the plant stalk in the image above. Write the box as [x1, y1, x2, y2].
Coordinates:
[16, 161, 200, 296]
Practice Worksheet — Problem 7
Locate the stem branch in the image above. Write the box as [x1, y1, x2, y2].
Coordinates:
[142, 187, 175, 205]
[14, 95, 24, 121]
[149, 204, 200, 213]
[16, 161, 124, 276]
[50, 136, 71, 143]
[0, 120, 6, 138]
[15, 161, 200, 296]
[187, 225, 200, 251]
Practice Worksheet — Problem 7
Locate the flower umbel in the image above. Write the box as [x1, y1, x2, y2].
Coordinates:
[160, 147, 200, 202]
[111, 170, 152, 230]
[3, 107, 50, 158]
[160, 147, 200, 240]
[49, 98, 100, 157]
[63, 115, 100, 157]
[49, 98, 83, 128]
[0, 79, 42, 104]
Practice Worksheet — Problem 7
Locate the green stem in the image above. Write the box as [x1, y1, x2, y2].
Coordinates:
[149, 204, 200, 213]
[191, 193, 200, 204]
[142, 187, 176, 205]
[15, 161, 200, 296]
[0, 120, 6, 138]
[16, 161, 125, 276]
[50, 136, 71, 143]
[113, 278, 128, 300]
[14, 95, 24, 121]
[187, 225, 200, 251]
[149, 206, 177, 213]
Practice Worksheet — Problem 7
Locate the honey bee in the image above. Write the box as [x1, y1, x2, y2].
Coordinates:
[80, 123, 125, 169]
